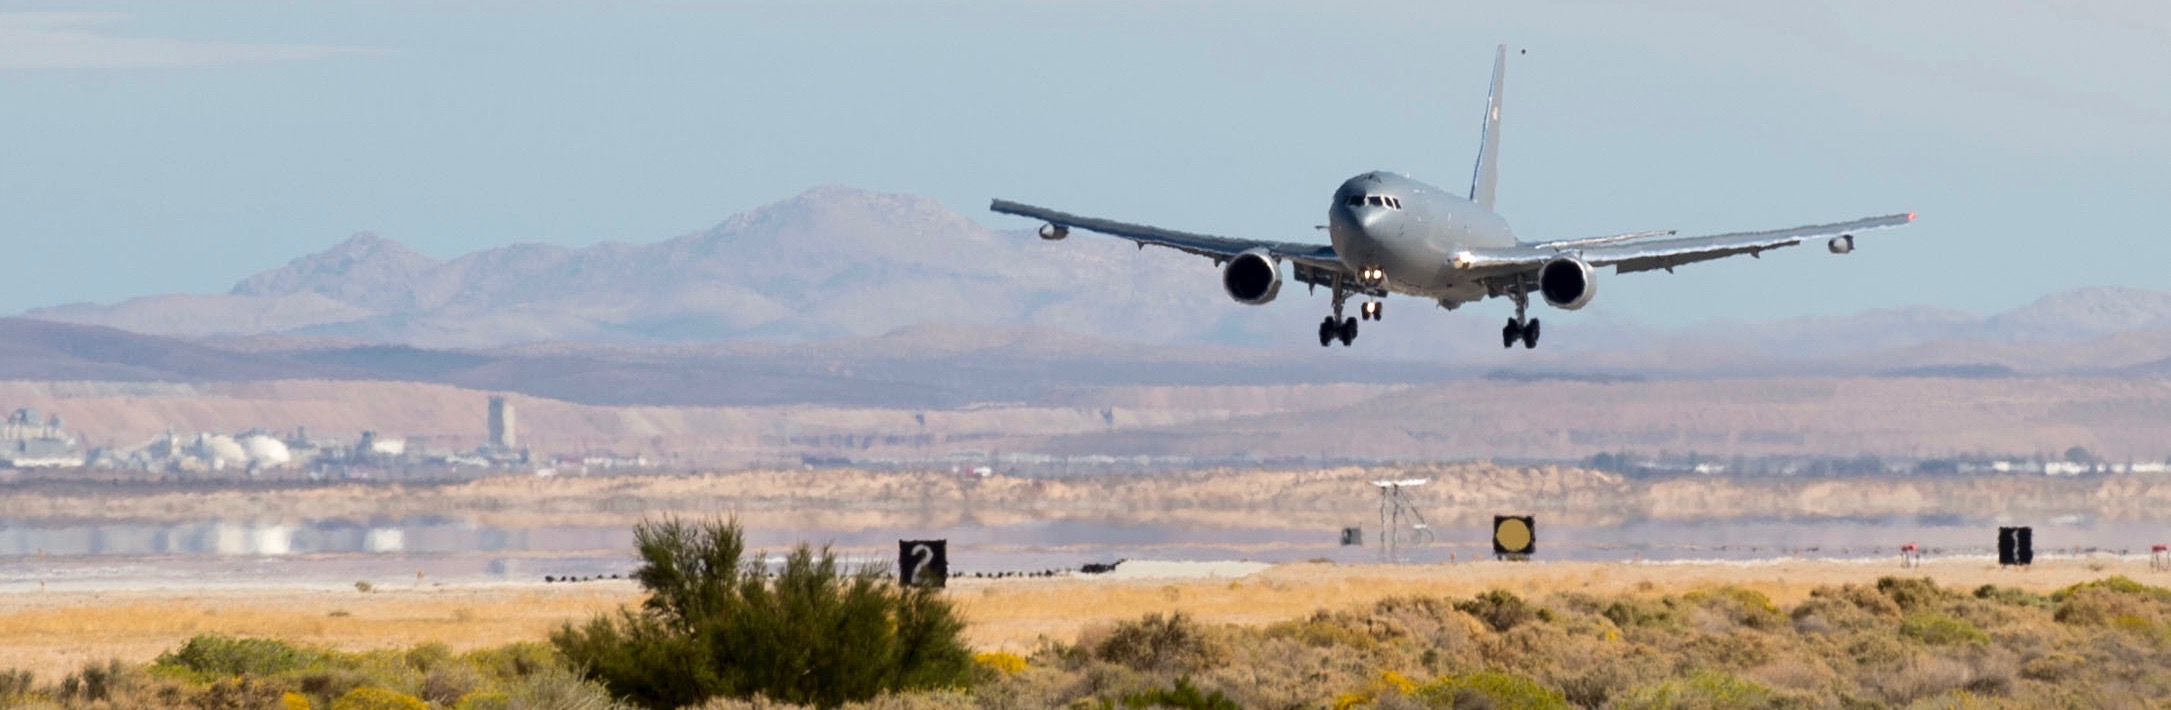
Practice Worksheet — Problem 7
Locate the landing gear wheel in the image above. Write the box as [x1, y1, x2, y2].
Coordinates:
[1359, 301, 1382, 321]
[1521, 318, 1541, 349]
[1338, 317, 1358, 346]
[1318, 317, 1336, 347]
[1502, 319, 1522, 349]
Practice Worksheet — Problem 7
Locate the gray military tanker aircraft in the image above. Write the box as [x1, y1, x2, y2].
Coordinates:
[991, 45, 1915, 349]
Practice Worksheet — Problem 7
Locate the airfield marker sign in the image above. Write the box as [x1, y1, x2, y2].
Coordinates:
[1493, 515, 1536, 560]
[899, 540, 948, 588]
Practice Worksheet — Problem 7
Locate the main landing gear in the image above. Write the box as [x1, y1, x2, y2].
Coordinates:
[1318, 315, 1357, 347]
[1318, 277, 1363, 347]
[1501, 287, 1540, 349]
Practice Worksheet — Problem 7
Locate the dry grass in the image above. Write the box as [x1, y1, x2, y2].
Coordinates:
[0, 584, 629, 678]
[950, 556, 2171, 653]
[3, 556, 2159, 683]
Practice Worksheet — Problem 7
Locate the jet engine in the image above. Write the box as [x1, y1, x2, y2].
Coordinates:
[1221, 248, 1283, 305]
[1538, 255, 1597, 310]
[1828, 234, 1854, 254]
[1039, 223, 1070, 241]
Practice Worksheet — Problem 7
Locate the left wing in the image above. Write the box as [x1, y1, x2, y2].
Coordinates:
[1458, 212, 1915, 274]
[990, 199, 1353, 285]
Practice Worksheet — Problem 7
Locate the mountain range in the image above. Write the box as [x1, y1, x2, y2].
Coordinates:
[22, 185, 2171, 380]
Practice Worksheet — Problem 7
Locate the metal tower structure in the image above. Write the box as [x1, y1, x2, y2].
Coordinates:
[1373, 478, 1435, 562]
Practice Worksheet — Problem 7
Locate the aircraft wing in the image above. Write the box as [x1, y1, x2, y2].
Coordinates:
[990, 199, 1352, 284]
[1460, 212, 1915, 274]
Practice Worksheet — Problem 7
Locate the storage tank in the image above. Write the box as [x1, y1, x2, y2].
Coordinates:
[239, 434, 292, 467]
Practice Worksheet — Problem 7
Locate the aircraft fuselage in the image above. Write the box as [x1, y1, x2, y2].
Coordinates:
[1328, 171, 1514, 304]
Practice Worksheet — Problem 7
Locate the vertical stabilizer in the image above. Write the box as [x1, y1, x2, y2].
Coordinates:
[1468, 44, 1506, 210]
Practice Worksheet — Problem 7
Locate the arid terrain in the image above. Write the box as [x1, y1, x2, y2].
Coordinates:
[0, 557, 2163, 691]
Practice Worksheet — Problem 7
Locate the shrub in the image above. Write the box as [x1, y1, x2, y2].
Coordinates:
[553, 516, 974, 709]
[1899, 613, 1989, 646]
[421, 663, 487, 706]
[1602, 598, 1676, 630]
[460, 642, 561, 681]
[196, 676, 288, 710]
[973, 652, 1027, 676]
[1455, 590, 1543, 633]
[2050, 576, 2171, 603]
[1683, 587, 1783, 630]
[1122, 677, 1238, 710]
[156, 634, 323, 680]
[1876, 577, 1953, 613]
[1414, 671, 1569, 710]
[0, 668, 31, 700]
[1094, 613, 1222, 674]
[1972, 584, 2049, 609]
[331, 686, 430, 710]
[1614, 670, 1775, 710]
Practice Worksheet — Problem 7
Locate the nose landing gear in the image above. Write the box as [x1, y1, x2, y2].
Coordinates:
[1360, 300, 1383, 321]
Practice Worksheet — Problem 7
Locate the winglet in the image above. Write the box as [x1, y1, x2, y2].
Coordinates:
[1468, 44, 1507, 210]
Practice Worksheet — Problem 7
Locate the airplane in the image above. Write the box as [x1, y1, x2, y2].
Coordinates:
[990, 45, 1915, 349]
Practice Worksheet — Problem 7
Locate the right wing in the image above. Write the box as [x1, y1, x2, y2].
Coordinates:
[990, 199, 1354, 286]
[1458, 212, 1915, 274]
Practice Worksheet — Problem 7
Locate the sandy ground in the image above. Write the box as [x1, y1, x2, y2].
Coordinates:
[1, 555, 2165, 679]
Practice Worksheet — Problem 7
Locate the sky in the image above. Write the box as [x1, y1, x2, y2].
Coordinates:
[1, 1, 2167, 325]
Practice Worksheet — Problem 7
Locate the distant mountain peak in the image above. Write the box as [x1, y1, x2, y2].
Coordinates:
[230, 231, 441, 310]
[700, 185, 977, 240]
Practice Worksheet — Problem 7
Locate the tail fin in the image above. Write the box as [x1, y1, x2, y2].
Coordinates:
[1468, 44, 1507, 210]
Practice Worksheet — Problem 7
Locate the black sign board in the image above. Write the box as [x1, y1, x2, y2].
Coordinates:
[1493, 515, 1536, 559]
[1340, 527, 1363, 546]
[899, 539, 948, 588]
[1998, 527, 2033, 566]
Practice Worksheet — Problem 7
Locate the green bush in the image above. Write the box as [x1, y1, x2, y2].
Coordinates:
[1602, 598, 1676, 630]
[1455, 590, 1544, 633]
[1415, 671, 1570, 710]
[1876, 577, 1953, 613]
[2050, 576, 2171, 603]
[553, 517, 974, 709]
[156, 635, 324, 680]
[1122, 677, 1238, 710]
[1972, 584, 2050, 609]
[1899, 613, 1989, 646]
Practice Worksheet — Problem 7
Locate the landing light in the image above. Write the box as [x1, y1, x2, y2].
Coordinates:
[1451, 251, 1475, 269]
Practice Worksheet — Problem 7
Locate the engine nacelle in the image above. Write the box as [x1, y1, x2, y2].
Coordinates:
[1538, 256, 1597, 311]
[1038, 223, 1070, 241]
[1221, 249, 1282, 305]
[1828, 234, 1854, 254]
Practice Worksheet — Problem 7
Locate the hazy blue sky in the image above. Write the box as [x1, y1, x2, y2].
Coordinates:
[2, 1, 2166, 324]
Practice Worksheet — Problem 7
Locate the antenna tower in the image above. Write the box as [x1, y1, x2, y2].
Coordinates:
[1373, 478, 1436, 562]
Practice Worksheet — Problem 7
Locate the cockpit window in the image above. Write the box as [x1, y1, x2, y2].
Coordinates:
[1348, 194, 1404, 210]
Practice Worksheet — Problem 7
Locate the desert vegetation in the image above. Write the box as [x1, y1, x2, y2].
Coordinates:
[5, 558, 2171, 707]
[551, 518, 974, 708]
[8, 572, 2171, 708]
